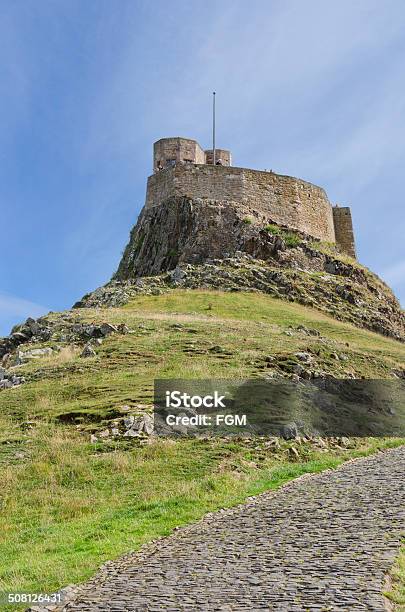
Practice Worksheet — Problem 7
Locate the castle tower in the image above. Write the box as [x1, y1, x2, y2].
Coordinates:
[153, 137, 232, 172]
[153, 137, 205, 173]
[205, 149, 232, 166]
[332, 206, 356, 259]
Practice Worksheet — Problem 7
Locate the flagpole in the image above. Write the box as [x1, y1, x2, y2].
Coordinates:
[212, 92, 216, 165]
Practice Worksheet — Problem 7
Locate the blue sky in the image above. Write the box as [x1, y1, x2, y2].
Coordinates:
[1, 0, 405, 336]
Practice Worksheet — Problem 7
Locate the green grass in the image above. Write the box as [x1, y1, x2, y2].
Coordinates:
[0, 424, 402, 609]
[309, 238, 348, 258]
[2, 291, 404, 426]
[264, 224, 301, 246]
[122, 290, 404, 362]
[264, 223, 282, 235]
[0, 289, 404, 607]
[386, 540, 405, 608]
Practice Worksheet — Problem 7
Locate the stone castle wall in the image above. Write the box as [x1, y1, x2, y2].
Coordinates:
[333, 207, 356, 259]
[146, 163, 337, 244]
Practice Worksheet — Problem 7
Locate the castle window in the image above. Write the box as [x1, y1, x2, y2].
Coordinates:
[165, 159, 176, 167]
[184, 159, 193, 164]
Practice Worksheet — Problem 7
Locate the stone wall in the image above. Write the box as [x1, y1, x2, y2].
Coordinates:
[153, 138, 205, 172]
[145, 164, 336, 243]
[333, 207, 356, 258]
[205, 149, 232, 166]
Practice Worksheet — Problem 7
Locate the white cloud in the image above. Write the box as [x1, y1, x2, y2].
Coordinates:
[0, 293, 48, 321]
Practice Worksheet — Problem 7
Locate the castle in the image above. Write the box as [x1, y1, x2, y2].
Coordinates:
[146, 137, 356, 258]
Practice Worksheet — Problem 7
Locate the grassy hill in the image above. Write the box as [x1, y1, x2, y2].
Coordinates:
[0, 289, 404, 607]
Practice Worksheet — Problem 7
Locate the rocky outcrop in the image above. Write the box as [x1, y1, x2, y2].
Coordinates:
[77, 196, 404, 342]
[76, 252, 405, 342]
[116, 196, 288, 278]
[0, 315, 130, 374]
[114, 197, 352, 280]
[0, 366, 25, 389]
[0, 317, 52, 365]
[91, 410, 154, 443]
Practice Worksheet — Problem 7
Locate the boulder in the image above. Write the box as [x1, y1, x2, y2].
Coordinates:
[123, 429, 140, 437]
[143, 414, 154, 435]
[124, 415, 135, 429]
[171, 266, 187, 284]
[295, 352, 312, 363]
[17, 347, 53, 363]
[9, 331, 31, 345]
[99, 323, 118, 337]
[24, 317, 41, 336]
[80, 344, 96, 358]
[280, 422, 298, 440]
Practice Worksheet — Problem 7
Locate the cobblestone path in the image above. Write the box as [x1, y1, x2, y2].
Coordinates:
[64, 446, 405, 611]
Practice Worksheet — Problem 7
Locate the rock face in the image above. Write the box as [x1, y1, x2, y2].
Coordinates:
[114, 196, 359, 281]
[115, 196, 328, 279]
[101, 196, 405, 342]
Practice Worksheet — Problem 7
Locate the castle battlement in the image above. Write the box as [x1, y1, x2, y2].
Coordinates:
[147, 137, 356, 258]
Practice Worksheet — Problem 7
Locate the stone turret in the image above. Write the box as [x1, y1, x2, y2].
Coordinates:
[153, 137, 205, 173]
[205, 149, 232, 166]
[332, 206, 356, 259]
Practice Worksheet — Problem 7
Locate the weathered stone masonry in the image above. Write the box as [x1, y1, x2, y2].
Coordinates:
[147, 163, 337, 245]
[333, 206, 356, 259]
[153, 137, 231, 173]
[146, 137, 356, 257]
[142, 136, 357, 260]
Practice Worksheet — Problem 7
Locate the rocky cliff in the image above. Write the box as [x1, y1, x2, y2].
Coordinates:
[115, 196, 332, 279]
[76, 196, 404, 343]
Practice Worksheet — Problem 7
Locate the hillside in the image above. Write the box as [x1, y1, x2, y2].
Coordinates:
[0, 289, 405, 607]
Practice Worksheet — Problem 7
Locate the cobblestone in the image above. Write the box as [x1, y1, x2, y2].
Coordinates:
[62, 447, 405, 611]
